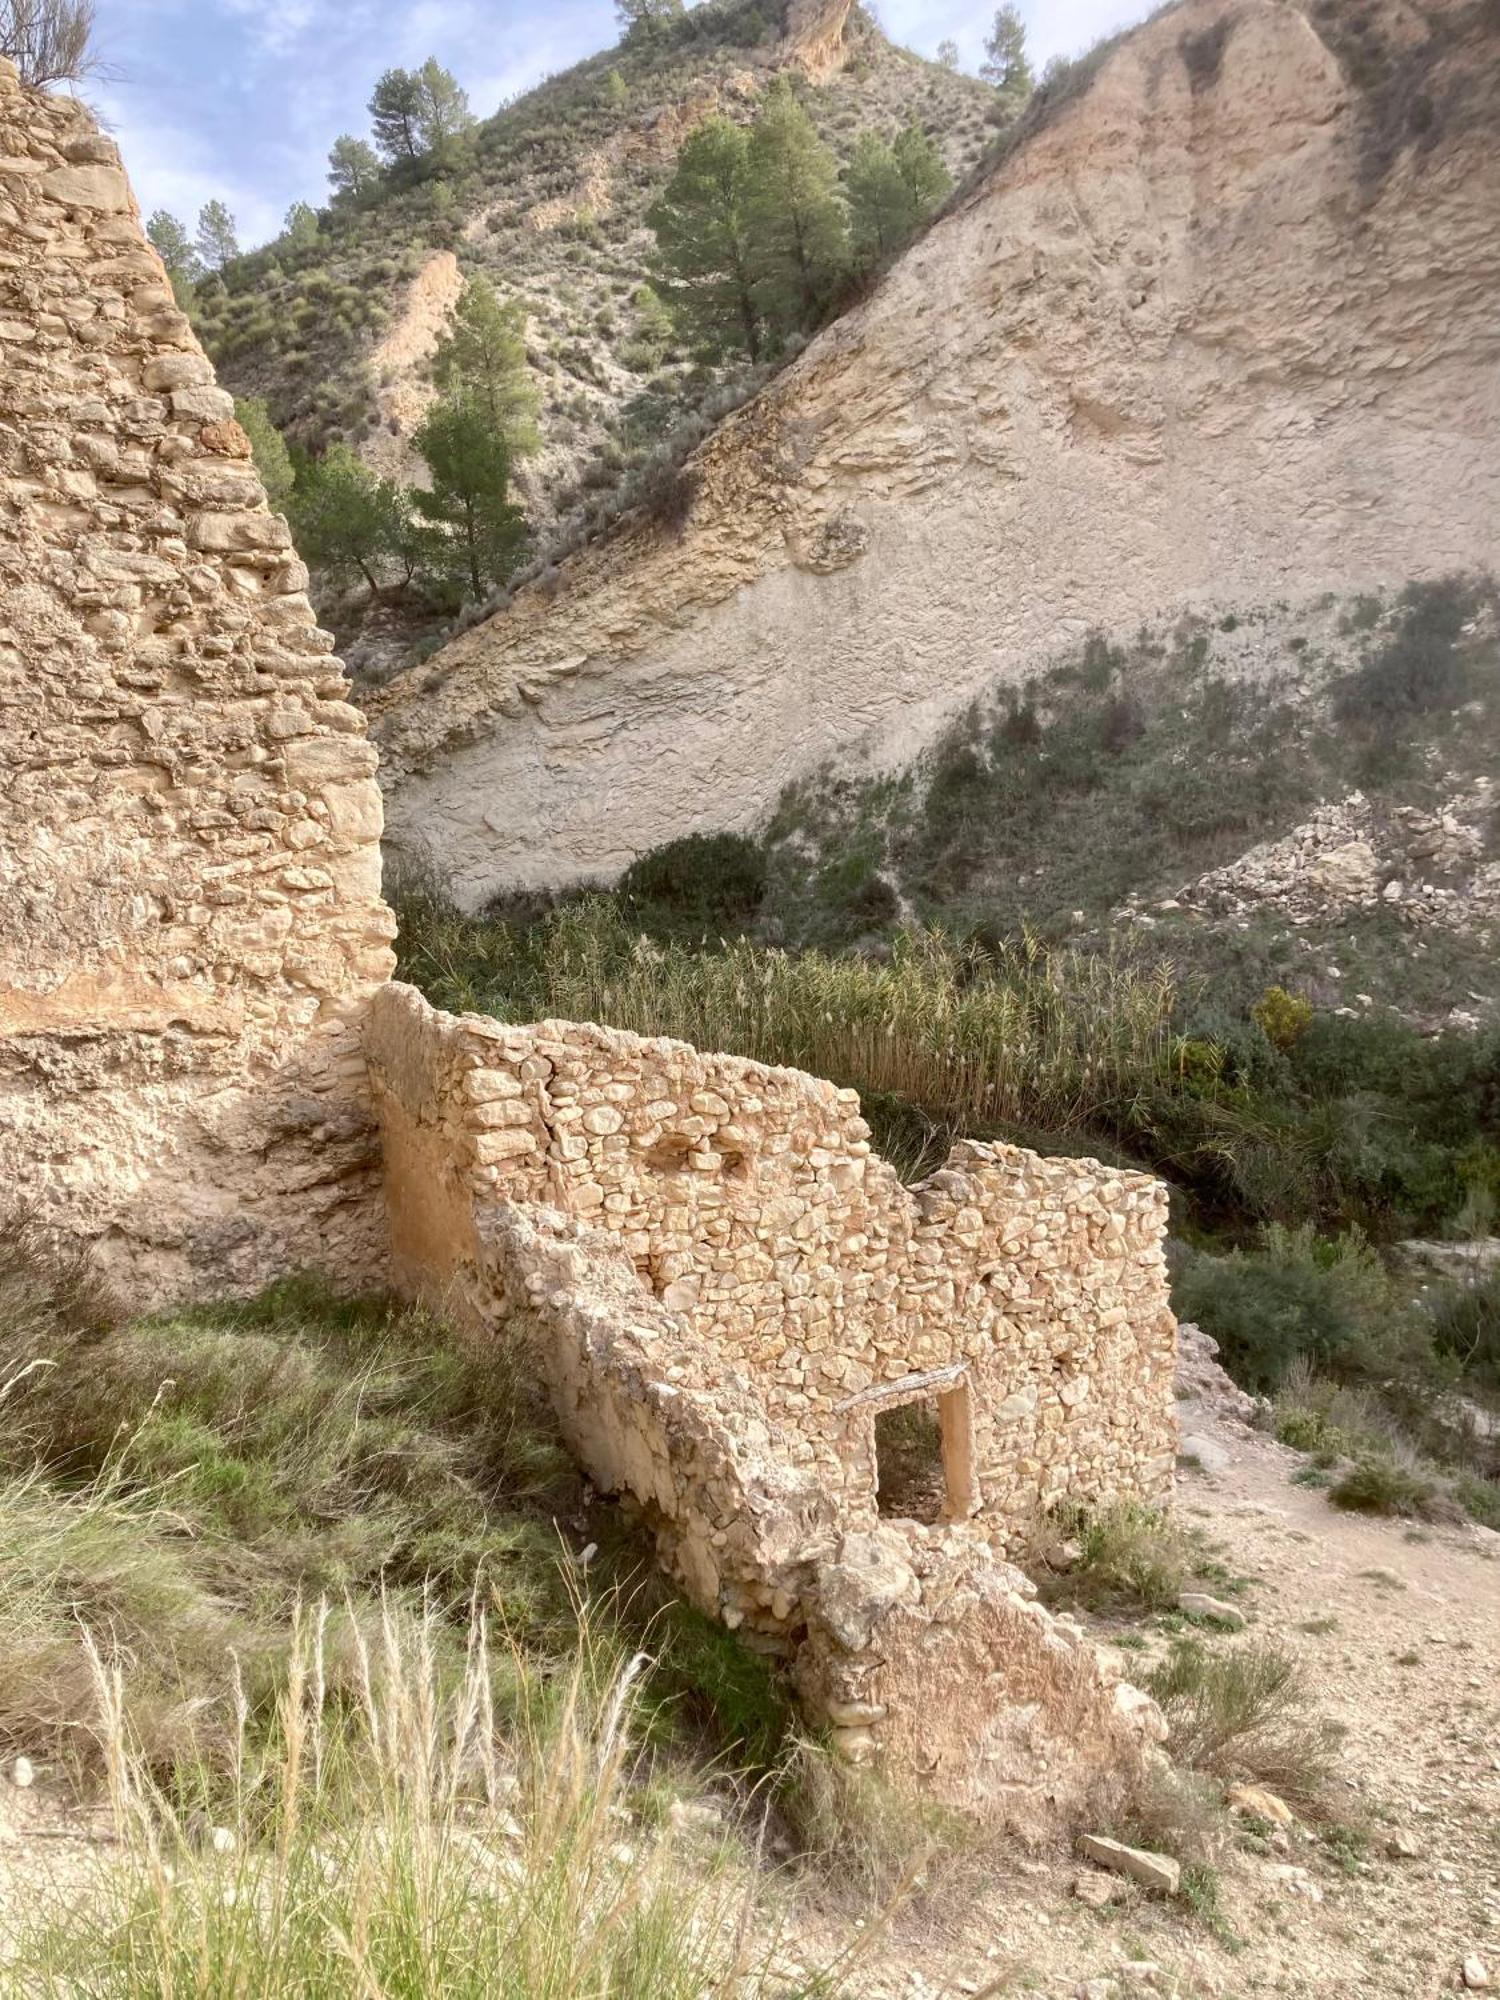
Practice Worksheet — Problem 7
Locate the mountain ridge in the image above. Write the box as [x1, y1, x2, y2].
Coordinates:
[368, 0, 1500, 928]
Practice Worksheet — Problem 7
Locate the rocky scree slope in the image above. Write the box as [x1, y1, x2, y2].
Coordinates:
[370, 0, 1500, 912]
[208, 0, 991, 527]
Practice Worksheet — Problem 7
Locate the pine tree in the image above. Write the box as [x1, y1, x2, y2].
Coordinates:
[845, 132, 910, 269]
[147, 210, 198, 280]
[290, 445, 415, 595]
[846, 123, 949, 272]
[369, 67, 424, 167]
[431, 277, 540, 456]
[411, 396, 527, 602]
[893, 119, 951, 216]
[147, 209, 199, 311]
[413, 56, 474, 169]
[282, 201, 320, 252]
[233, 397, 294, 513]
[616, 0, 683, 42]
[647, 116, 761, 360]
[194, 199, 239, 272]
[328, 134, 382, 201]
[744, 80, 847, 335]
[980, 5, 1034, 115]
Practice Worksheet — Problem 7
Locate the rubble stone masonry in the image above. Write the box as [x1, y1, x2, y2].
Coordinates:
[0, 64, 396, 1299]
[366, 984, 1176, 1824]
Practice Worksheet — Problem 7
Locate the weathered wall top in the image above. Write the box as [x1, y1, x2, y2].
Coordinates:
[0, 62, 396, 1299]
[374, 0, 1500, 906]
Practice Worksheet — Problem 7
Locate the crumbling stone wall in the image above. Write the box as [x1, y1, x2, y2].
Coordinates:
[0, 64, 395, 1300]
[366, 983, 1176, 1543]
[366, 982, 1176, 1825]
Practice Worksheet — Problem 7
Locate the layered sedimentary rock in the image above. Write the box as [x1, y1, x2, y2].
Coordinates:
[374, 0, 1500, 907]
[0, 64, 396, 1300]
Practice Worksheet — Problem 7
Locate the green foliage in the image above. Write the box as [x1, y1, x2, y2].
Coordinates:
[412, 55, 476, 171]
[6, 1606, 856, 1996]
[369, 65, 425, 166]
[1251, 984, 1314, 1052]
[1334, 575, 1482, 732]
[327, 132, 382, 202]
[412, 394, 529, 601]
[1426, 1266, 1500, 1388]
[745, 79, 848, 335]
[281, 199, 320, 251]
[845, 121, 950, 271]
[647, 116, 762, 358]
[980, 4, 1034, 114]
[289, 444, 416, 594]
[233, 397, 295, 513]
[617, 832, 767, 936]
[1028, 1500, 1199, 1614]
[616, 0, 685, 41]
[0, 1229, 580, 1777]
[1172, 1225, 1397, 1391]
[432, 276, 540, 456]
[146, 208, 199, 285]
[395, 892, 1183, 1140]
[936, 37, 961, 69]
[194, 198, 239, 272]
[1328, 1455, 1443, 1518]
[893, 118, 951, 218]
[1146, 1640, 1344, 1824]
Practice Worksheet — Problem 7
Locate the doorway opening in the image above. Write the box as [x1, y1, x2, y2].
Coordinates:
[873, 1381, 975, 1524]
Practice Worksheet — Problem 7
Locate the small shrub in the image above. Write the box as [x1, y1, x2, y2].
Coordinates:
[1027, 1500, 1193, 1614]
[1147, 1639, 1347, 1824]
[633, 455, 700, 537]
[1252, 985, 1314, 1053]
[1328, 1455, 1445, 1519]
[1333, 574, 1481, 727]
[618, 831, 768, 937]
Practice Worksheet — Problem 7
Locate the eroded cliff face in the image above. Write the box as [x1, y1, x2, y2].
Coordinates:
[374, 0, 1500, 908]
[0, 63, 396, 1301]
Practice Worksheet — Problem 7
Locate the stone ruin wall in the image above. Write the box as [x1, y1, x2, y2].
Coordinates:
[0, 64, 396, 1301]
[364, 983, 1177, 1544]
[365, 982, 1175, 1824]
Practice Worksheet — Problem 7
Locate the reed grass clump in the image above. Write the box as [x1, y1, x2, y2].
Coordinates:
[6, 1601, 862, 1997]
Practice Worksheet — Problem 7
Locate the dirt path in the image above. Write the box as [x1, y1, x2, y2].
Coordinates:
[840, 1392, 1500, 2000]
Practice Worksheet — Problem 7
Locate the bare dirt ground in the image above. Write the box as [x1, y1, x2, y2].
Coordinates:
[836, 1397, 1500, 2000]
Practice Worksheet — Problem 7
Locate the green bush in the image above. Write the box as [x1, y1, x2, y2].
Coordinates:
[617, 832, 767, 936]
[1333, 575, 1483, 728]
[1328, 1455, 1445, 1518]
[1425, 1267, 1500, 1388]
[1171, 1225, 1396, 1390]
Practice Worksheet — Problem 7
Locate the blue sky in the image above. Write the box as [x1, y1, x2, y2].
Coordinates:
[91, 0, 1150, 249]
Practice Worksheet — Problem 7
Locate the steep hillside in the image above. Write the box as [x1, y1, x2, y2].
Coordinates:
[206, 0, 991, 525]
[370, 0, 1500, 927]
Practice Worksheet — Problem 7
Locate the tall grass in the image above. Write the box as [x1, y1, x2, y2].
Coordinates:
[6, 1601, 861, 1998]
[398, 895, 1185, 1140]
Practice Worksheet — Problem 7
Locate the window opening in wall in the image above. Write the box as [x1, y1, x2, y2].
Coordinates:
[874, 1382, 974, 1524]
